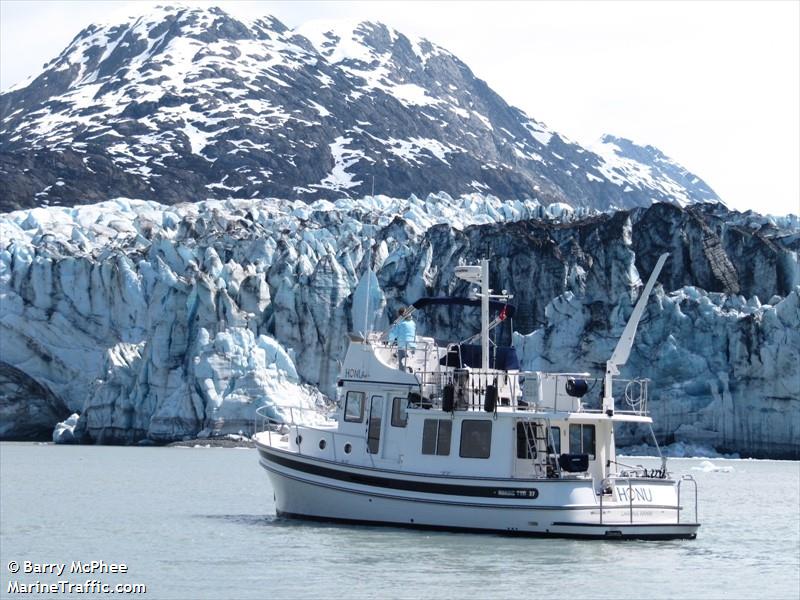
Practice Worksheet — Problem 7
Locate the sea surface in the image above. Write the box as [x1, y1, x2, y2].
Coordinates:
[1, 443, 798, 600]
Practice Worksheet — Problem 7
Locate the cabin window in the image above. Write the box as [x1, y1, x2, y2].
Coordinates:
[344, 391, 365, 423]
[550, 426, 561, 454]
[516, 422, 536, 459]
[422, 419, 452, 456]
[569, 424, 595, 460]
[391, 397, 408, 428]
[367, 395, 384, 454]
[460, 420, 492, 459]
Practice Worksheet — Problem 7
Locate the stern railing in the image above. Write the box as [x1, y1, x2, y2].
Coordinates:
[677, 474, 698, 524]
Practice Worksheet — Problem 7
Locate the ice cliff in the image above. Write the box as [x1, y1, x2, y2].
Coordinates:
[1, 194, 797, 457]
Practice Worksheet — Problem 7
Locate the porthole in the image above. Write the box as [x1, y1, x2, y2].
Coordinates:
[344, 443, 352, 454]
[319, 439, 327, 450]
[295, 435, 302, 445]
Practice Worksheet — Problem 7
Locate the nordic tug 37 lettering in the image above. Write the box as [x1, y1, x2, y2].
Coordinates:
[253, 253, 699, 539]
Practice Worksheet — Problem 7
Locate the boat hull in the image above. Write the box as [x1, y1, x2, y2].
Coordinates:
[257, 443, 699, 540]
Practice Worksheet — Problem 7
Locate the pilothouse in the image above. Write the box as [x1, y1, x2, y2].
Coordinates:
[253, 254, 699, 539]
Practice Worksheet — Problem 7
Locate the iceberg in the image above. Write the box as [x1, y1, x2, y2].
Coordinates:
[691, 460, 735, 473]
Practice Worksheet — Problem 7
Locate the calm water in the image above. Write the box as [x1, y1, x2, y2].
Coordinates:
[1, 443, 798, 600]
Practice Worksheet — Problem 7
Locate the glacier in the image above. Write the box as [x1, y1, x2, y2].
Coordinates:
[0, 194, 798, 457]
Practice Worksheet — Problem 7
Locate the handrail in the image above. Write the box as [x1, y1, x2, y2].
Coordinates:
[253, 406, 352, 460]
[254, 405, 339, 455]
[255, 404, 333, 429]
[354, 367, 652, 417]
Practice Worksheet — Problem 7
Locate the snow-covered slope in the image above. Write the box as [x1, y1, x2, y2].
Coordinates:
[1, 195, 797, 456]
[590, 135, 720, 207]
[0, 5, 720, 211]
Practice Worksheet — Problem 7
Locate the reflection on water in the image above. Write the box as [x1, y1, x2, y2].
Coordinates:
[198, 514, 279, 527]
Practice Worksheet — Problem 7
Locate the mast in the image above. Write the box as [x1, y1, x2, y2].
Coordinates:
[362, 245, 372, 337]
[455, 260, 504, 371]
[602, 253, 669, 415]
[481, 259, 489, 370]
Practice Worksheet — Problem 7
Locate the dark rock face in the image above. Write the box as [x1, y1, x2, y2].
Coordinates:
[632, 203, 800, 299]
[1, 5, 720, 212]
[0, 362, 71, 440]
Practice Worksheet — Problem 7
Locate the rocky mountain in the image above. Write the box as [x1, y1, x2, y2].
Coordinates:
[1, 195, 797, 457]
[0, 5, 720, 212]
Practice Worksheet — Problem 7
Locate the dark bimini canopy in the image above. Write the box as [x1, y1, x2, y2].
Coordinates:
[411, 297, 516, 319]
[440, 344, 521, 370]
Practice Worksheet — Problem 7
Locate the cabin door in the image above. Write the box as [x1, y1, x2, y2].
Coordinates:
[367, 395, 385, 455]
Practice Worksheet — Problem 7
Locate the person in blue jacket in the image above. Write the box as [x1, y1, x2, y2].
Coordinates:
[388, 307, 416, 369]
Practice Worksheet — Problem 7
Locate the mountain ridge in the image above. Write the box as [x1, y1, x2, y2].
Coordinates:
[0, 4, 721, 212]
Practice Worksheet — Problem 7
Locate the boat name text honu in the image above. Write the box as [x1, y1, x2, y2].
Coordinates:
[344, 368, 370, 379]
[615, 486, 654, 503]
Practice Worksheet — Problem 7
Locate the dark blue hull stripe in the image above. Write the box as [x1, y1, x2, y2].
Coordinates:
[263, 461, 537, 508]
[260, 448, 540, 498]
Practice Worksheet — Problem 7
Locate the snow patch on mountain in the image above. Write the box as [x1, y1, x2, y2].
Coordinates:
[385, 137, 454, 165]
[590, 135, 721, 207]
[297, 20, 440, 107]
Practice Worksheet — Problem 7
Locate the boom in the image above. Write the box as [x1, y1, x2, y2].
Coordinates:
[602, 253, 669, 415]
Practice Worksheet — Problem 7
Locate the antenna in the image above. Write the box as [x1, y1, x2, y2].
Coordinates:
[362, 245, 372, 337]
[481, 259, 489, 369]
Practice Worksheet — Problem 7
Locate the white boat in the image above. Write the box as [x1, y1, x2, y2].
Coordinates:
[253, 254, 699, 539]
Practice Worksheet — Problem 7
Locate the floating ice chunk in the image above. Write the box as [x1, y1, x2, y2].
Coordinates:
[52, 413, 81, 444]
[692, 460, 735, 473]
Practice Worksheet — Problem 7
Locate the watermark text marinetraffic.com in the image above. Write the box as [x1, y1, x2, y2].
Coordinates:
[6, 560, 147, 595]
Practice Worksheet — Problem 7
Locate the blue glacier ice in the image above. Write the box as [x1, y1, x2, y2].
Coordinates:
[0, 195, 797, 457]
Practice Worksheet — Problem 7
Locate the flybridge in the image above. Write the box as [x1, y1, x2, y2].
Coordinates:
[253, 255, 700, 539]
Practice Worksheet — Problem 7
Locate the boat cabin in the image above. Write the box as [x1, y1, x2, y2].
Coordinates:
[285, 330, 650, 487]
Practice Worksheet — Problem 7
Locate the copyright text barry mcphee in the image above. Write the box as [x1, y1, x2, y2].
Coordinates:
[6, 560, 146, 595]
[15, 561, 128, 576]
